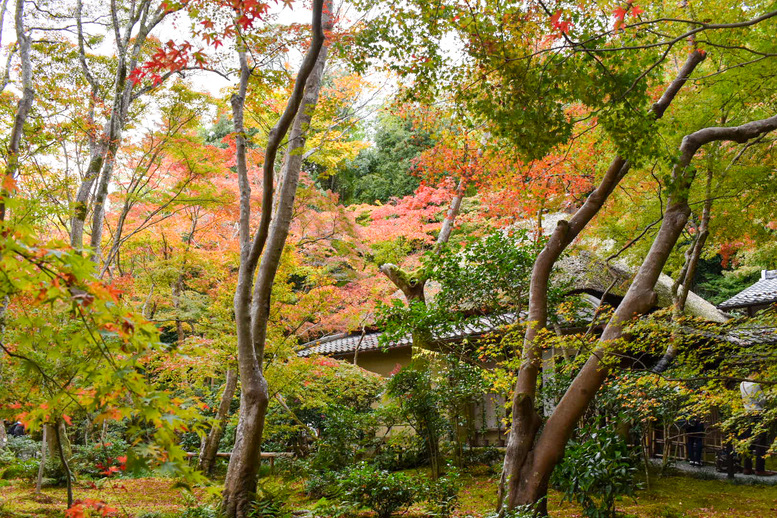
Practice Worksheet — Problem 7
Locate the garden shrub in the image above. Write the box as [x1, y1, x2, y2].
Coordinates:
[0, 458, 39, 480]
[70, 437, 130, 478]
[304, 469, 343, 499]
[263, 356, 384, 469]
[372, 428, 427, 472]
[422, 468, 462, 518]
[385, 362, 447, 478]
[4, 436, 40, 461]
[462, 446, 503, 467]
[248, 480, 293, 518]
[307, 405, 378, 472]
[1, 437, 41, 480]
[552, 423, 639, 518]
[340, 463, 417, 518]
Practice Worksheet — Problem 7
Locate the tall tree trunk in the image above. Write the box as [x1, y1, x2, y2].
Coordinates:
[0, 0, 34, 223]
[499, 49, 707, 513]
[198, 367, 238, 475]
[221, 2, 328, 516]
[35, 425, 47, 493]
[505, 112, 777, 512]
[654, 169, 714, 373]
[53, 421, 74, 508]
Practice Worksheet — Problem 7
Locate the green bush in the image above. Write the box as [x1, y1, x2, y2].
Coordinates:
[423, 469, 462, 518]
[304, 469, 343, 499]
[70, 437, 130, 478]
[340, 463, 417, 518]
[5, 436, 40, 461]
[372, 428, 427, 472]
[462, 446, 503, 467]
[307, 405, 378, 472]
[248, 480, 293, 518]
[0, 458, 39, 480]
[552, 423, 639, 518]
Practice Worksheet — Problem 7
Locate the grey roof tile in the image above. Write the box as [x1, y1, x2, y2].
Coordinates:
[719, 271, 777, 309]
[297, 313, 518, 358]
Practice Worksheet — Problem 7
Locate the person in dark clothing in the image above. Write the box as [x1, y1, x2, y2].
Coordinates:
[8, 422, 25, 437]
[685, 418, 705, 466]
[740, 380, 775, 476]
[741, 423, 771, 475]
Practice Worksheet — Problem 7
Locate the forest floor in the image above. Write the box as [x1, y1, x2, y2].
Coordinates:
[1, 471, 776, 517]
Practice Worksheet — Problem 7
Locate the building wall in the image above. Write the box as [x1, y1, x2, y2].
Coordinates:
[337, 347, 413, 377]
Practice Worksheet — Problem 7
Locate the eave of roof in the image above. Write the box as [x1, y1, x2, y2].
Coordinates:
[298, 313, 519, 358]
[719, 275, 777, 310]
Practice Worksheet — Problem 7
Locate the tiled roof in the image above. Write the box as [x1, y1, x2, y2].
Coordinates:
[298, 332, 411, 357]
[297, 295, 603, 358]
[719, 270, 777, 310]
[723, 326, 777, 346]
[298, 313, 519, 358]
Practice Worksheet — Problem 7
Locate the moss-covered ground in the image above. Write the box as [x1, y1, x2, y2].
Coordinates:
[1, 471, 776, 517]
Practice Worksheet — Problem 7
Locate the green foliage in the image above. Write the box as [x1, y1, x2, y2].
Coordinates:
[340, 463, 417, 518]
[248, 480, 293, 518]
[317, 113, 434, 204]
[378, 229, 549, 348]
[429, 229, 540, 316]
[693, 260, 761, 306]
[3, 436, 40, 461]
[0, 436, 41, 481]
[484, 503, 540, 518]
[385, 361, 447, 474]
[369, 238, 414, 268]
[422, 468, 462, 518]
[264, 356, 384, 470]
[304, 469, 344, 500]
[552, 422, 639, 518]
[352, 0, 669, 162]
[371, 428, 428, 472]
[70, 437, 130, 479]
[461, 446, 503, 467]
[0, 457, 39, 481]
[176, 505, 217, 518]
[0, 212, 206, 484]
[305, 406, 378, 472]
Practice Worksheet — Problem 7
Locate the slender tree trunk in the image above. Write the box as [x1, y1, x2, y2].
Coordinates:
[499, 50, 707, 513]
[54, 421, 74, 508]
[35, 425, 47, 493]
[654, 169, 714, 373]
[435, 179, 467, 249]
[88, 146, 121, 258]
[198, 367, 238, 475]
[221, 2, 328, 516]
[0, 0, 33, 223]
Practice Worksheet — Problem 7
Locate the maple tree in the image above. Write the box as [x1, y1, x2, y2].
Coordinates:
[350, 0, 777, 513]
[1, 0, 777, 516]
